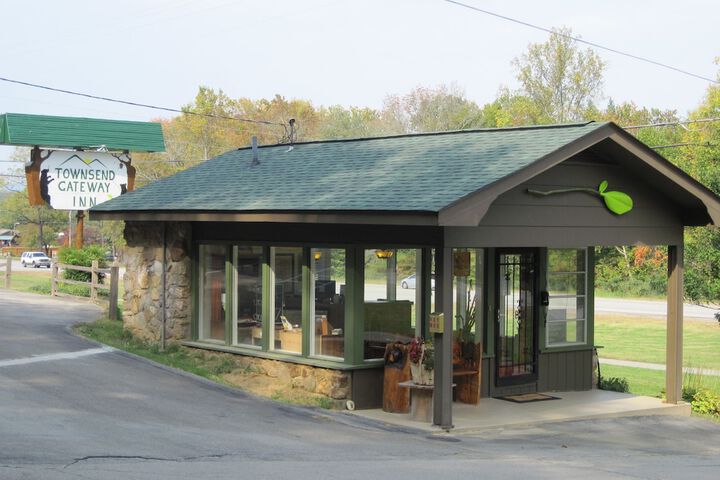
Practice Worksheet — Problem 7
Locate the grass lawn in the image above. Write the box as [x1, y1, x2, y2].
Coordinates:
[4, 271, 52, 294]
[6, 270, 124, 300]
[596, 314, 720, 370]
[601, 364, 720, 399]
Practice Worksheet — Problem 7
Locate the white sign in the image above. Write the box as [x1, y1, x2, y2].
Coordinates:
[39, 150, 131, 210]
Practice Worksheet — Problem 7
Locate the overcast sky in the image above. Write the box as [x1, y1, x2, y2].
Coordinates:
[1, 0, 718, 169]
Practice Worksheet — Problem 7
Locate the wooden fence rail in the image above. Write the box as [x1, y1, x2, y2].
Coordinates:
[51, 259, 119, 320]
[0, 253, 10, 289]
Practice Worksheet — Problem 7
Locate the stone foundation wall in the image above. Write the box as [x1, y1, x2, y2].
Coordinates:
[232, 355, 351, 401]
[123, 221, 192, 341]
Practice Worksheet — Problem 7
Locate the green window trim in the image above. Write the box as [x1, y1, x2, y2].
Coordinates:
[192, 242, 435, 368]
[541, 247, 595, 352]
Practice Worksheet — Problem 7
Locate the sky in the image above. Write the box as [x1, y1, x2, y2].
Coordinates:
[1, 0, 718, 171]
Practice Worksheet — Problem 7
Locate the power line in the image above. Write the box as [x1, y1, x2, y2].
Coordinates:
[623, 117, 720, 130]
[0, 76, 286, 128]
[443, 0, 719, 85]
[651, 142, 717, 150]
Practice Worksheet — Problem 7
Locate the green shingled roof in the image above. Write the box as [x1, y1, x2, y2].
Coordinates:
[91, 122, 607, 214]
[0, 113, 165, 152]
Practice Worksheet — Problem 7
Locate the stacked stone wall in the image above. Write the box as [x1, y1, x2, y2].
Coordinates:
[123, 221, 192, 341]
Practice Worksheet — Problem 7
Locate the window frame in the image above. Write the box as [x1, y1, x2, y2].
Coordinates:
[545, 248, 588, 348]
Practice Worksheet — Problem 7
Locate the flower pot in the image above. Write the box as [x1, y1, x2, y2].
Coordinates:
[421, 367, 434, 386]
[410, 362, 422, 383]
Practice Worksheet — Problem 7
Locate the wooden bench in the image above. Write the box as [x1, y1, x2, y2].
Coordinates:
[452, 343, 482, 404]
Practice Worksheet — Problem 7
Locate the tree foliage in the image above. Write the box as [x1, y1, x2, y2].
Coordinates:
[512, 27, 605, 123]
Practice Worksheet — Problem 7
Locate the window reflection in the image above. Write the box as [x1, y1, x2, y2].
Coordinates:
[272, 247, 303, 354]
[234, 246, 264, 347]
[311, 248, 345, 359]
[363, 249, 421, 360]
[200, 244, 227, 342]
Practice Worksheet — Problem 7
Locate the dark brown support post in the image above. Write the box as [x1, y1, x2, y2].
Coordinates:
[433, 245, 454, 429]
[75, 211, 85, 248]
[666, 244, 684, 404]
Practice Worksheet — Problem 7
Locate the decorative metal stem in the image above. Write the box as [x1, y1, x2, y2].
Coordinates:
[527, 187, 600, 197]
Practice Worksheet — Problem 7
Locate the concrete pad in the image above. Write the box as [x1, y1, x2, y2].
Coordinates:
[352, 389, 691, 434]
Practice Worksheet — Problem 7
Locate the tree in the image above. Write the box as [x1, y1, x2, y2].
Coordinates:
[676, 60, 720, 303]
[381, 84, 485, 133]
[513, 27, 606, 123]
[0, 190, 66, 250]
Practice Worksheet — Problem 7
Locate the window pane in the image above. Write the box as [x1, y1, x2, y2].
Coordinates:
[363, 249, 417, 360]
[234, 246, 263, 347]
[547, 296, 585, 321]
[548, 273, 586, 295]
[311, 248, 345, 359]
[547, 320, 586, 345]
[272, 247, 303, 354]
[548, 248, 585, 272]
[453, 249, 484, 344]
[200, 244, 227, 342]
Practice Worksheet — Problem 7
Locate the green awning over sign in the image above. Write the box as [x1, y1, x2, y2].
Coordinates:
[0, 113, 165, 152]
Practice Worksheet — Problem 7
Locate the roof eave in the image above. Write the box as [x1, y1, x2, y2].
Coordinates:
[89, 209, 440, 226]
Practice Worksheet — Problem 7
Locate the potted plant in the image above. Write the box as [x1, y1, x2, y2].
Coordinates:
[455, 286, 477, 361]
[408, 337, 434, 385]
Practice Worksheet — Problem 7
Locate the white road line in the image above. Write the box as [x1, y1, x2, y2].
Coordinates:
[0, 346, 114, 368]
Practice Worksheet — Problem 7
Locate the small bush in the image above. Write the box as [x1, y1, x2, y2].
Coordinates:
[59, 246, 106, 282]
[599, 376, 630, 393]
[691, 390, 720, 416]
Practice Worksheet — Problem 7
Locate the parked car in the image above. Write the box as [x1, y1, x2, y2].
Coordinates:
[399, 273, 435, 289]
[20, 251, 51, 268]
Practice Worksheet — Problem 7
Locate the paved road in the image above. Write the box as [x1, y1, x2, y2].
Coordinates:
[596, 297, 719, 320]
[2, 289, 720, 479]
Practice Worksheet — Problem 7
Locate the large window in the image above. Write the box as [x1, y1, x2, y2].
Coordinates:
[199, 244, 227, 342]
[310, 248, 346, 359]
[363, 249, 421, 360]
[546, 248, 587, 347]
[233, 246, 264, 347]
[271, 247, 304, 354]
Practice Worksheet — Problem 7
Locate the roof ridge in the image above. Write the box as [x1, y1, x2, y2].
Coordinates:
[237, 121, 604, 150]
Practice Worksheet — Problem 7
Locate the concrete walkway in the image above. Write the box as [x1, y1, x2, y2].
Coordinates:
[354, 389, 690, 434]
[601, 357, 720, 376]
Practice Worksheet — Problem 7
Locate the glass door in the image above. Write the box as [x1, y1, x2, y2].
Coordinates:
[495, 249, 538, 386]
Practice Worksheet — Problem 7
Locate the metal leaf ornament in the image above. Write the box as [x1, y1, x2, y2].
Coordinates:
[526, 180, 633, 215]
[598, 181, 633, 215]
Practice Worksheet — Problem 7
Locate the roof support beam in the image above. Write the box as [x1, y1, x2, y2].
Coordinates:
[433, 245, 454, 430]
[666, 243, 684, 404]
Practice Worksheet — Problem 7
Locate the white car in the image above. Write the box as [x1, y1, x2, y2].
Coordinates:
[21, 251, 51, 268]
[399, 274, 435, 290]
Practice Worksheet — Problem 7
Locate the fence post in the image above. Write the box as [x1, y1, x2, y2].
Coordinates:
[109, 262, 119, 320]
[51, 257, 58, 296]
[91, 260, 98, 301]
[4, 253, 10, 289]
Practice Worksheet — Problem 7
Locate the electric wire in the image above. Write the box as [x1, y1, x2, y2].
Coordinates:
[623, 117, 720, 129]
[0, 76, 286, 128]
[443, 0, 719, 84]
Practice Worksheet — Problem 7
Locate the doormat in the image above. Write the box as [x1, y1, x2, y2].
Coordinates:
[497, 393, 560, 403]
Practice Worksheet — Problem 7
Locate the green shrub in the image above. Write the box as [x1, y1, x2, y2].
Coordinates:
[599, 376, 630, 393]
[59, 246, 106, 282]
[691, 390, 720, 416]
